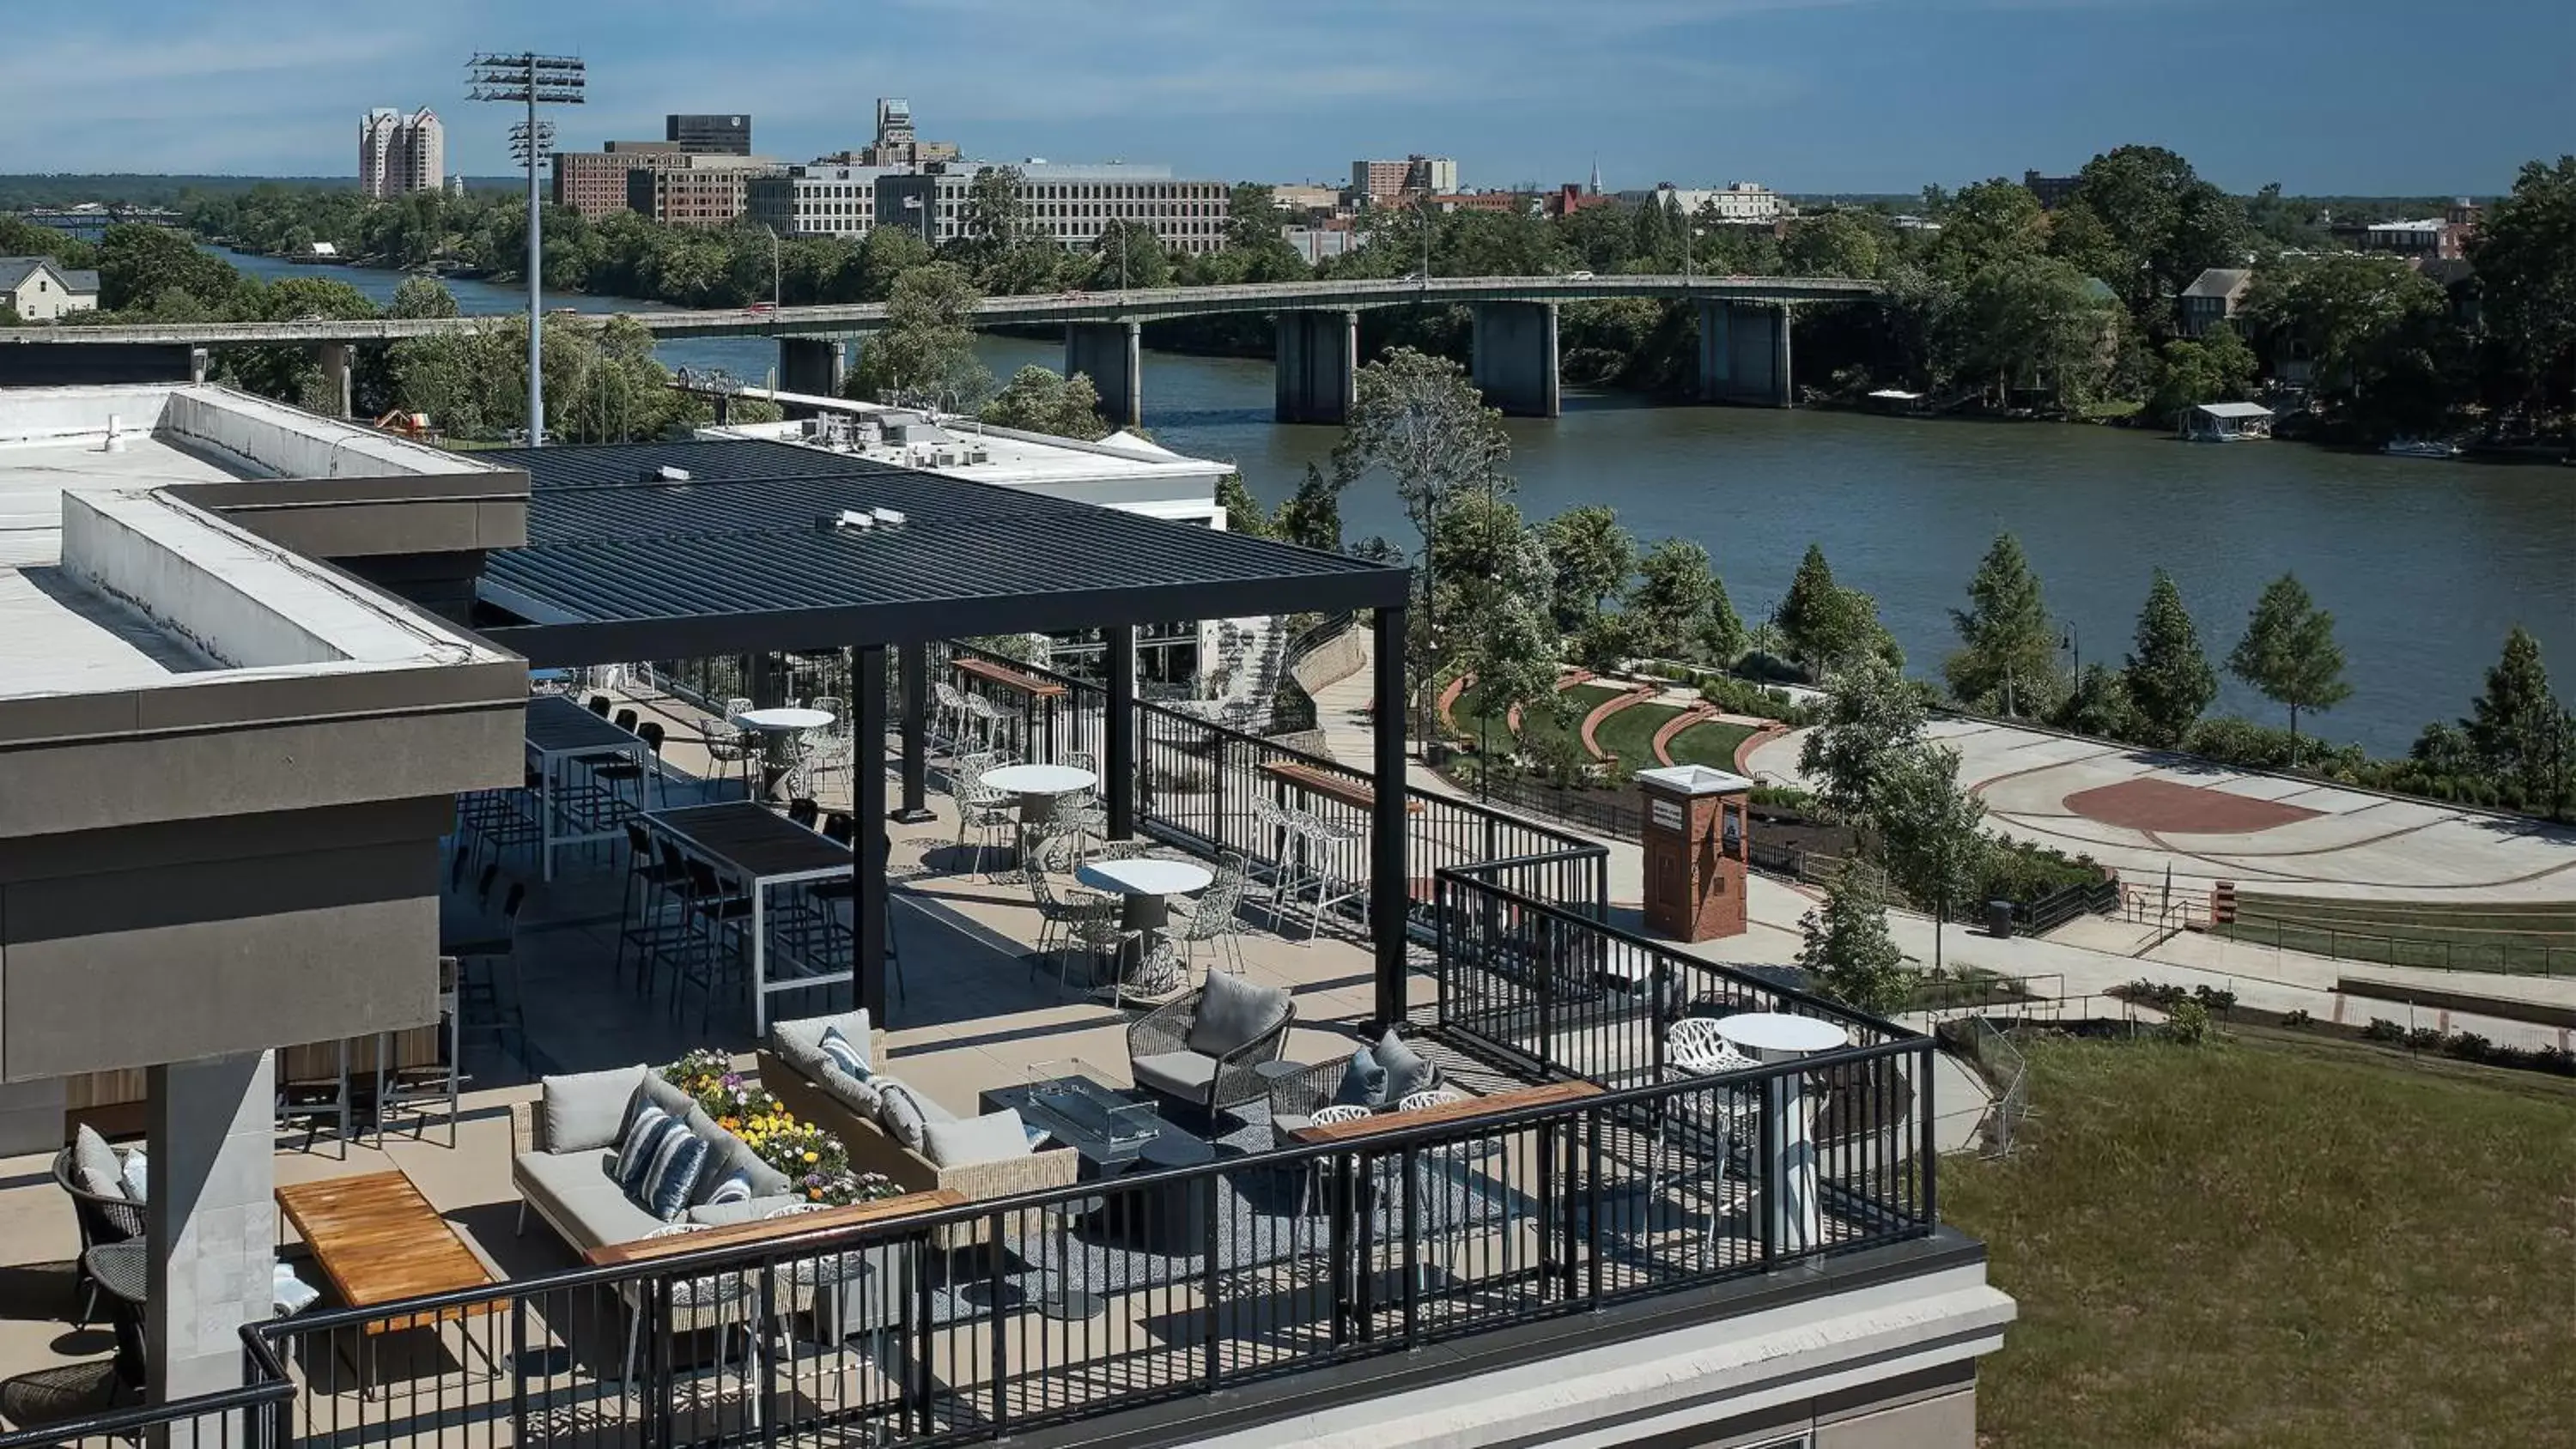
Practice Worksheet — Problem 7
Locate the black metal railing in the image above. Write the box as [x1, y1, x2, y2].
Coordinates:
[1434, 860, 1905, 1087]
[233, 1048, 1930, 1449]
[0, 1363, 293, 1449]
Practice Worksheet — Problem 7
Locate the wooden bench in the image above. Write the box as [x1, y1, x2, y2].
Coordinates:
[1282, 1081, 1601, 1145]
[584, 1187, 967, 1267]
[953, 658, 1067, 700]
[1260, 760, 1425, 815]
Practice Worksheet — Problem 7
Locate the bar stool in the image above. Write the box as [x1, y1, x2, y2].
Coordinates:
[616, 822, 693, 992]
[676, 862, 753, 1034]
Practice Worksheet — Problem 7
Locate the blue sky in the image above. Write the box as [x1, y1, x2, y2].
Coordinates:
[8, 0, 2567, 194]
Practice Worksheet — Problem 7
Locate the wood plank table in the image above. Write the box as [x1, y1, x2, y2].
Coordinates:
[1279, 1080, 1601, 1144]
[952, 657, 1067, 700]
[1260, 760, 1425, 815]
[276, 1172, 503, 1395]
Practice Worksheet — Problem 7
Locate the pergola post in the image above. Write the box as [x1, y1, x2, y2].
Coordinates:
[1106, 623, 1136, 840]
[895, 642, 933, 822]
[1370, 603, 1410, 1028]
[855, 644, 890, 1020]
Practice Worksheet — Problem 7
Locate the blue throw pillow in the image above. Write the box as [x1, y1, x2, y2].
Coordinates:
[818, 1025, 870, 1079]
[635, 1131, 712, 1222]
[613, 1106, 679, 1197]
[702, 1169, 755, 1207]
[1334, 1046, 1387, 1108]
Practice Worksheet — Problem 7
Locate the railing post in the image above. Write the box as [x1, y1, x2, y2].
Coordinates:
[914, 1236, 937, 1436]
[1583, 1109, 1603, 1307]
[1757, 1071, 1781, 1266]
[1212, 736, 1228, 854]
[1400, 1143, 1421, 1347]
[1327, 1155, 1353, 1347]
[509, 1294, 528, 1446]
[1201, 1171, 1223, 1391]
[759, 1264, 780, 1449]
[987, 1214, 1009, 1434]
[1918, 1043, 1939, 1225]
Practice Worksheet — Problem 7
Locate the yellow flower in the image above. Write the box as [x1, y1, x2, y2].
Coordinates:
[802, 1150, 818, 1163]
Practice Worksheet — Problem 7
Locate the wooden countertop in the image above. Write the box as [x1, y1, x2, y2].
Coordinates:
[1261, 760, 1424, 814]
[1285, 1080, 1601, 1144]
[584, 1187, 967, 1267]
[275, 1172, 500, 1333]
[953, 658, 1068, 699]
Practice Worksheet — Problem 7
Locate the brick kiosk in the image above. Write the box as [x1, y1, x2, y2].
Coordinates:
[1637, 763, 1752, 943]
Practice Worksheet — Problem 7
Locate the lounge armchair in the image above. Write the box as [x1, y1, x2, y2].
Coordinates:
[52, 1138, 143, 1331]
[1126, 972, 1295, 1125]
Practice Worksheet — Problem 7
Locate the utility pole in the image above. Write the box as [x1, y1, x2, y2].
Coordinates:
[766, 224, 781, 311]
[468, 52, 584, 446]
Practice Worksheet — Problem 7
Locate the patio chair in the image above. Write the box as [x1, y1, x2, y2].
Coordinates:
[1643, 1068, 1753, 1260]
[1171, 850, 1255, 978]
[617, 823, 694, 994]
[618, 1225, 760, 1413]
[954, 766, 1016, 880]
[50, 1148, 142, 1331]
[373, 958, 463, 1149]
[0, 1314, 143, 1433]
[1127, 973, 1295, 1125]
[453, 879, 528, 1058]
[586, 694, 613, 718]
[677, 861, 756, 1034]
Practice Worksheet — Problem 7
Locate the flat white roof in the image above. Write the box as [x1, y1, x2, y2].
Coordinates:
[696, 404, 1230, 492]
[2194, 401, 2275, 419]
[0, 384, 512, 701]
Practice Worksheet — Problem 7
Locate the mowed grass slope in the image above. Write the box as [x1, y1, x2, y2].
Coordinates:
[2222, 893, 2576, 973]
[1944, 1038, 2576, 1449]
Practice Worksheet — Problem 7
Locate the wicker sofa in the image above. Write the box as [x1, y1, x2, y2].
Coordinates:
[756, 1010, 1078, 1250]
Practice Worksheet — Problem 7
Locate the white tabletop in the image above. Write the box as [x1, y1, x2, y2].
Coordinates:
[1715, 1012, 1851, 1058]
[735, 706, 836, 731]
[1078, 857, 1214, 898]
[981, 763, 1098, 796]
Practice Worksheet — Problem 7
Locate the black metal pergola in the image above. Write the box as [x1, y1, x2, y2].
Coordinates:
[471, 439, 1413, 1024]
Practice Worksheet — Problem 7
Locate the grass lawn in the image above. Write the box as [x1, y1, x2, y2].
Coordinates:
[1448, 681, 1618, 755]
[1666, 718, 1759, 771]
[1944, 1036, 2576, 1448]
[1591, 697, 1684, 767]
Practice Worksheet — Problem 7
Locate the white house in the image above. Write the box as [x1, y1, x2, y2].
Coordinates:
[0, 257, 100, 321]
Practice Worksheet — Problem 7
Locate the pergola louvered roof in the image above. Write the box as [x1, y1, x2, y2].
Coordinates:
[474, 440, 1406, 666]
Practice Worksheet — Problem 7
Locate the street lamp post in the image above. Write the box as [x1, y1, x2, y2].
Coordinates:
[467, 52, 585, 447]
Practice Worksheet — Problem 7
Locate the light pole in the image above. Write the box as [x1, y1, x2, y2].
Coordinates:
[764, 224, 781, 311]
[468, 52, 584, 446]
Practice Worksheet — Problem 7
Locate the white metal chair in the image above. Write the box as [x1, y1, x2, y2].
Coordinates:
[953, 764, 1016, 879]
[620, 1224, 761, 1420]
[1172, 851, 1255, 978]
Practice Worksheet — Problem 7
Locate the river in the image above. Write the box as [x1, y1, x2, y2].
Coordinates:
[219, 248, 2574, 757]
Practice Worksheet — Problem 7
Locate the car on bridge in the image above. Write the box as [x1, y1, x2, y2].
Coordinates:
[1564, 270, 1595, 281]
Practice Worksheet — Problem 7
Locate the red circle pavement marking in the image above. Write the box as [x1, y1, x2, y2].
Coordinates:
[2065, 777, 2324, 834]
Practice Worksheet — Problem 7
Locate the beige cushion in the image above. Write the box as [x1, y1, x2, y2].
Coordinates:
[541, 1066, 648, 1154]
[515, 1149, 660, 1250]
[921, 1110, 1034, 1168]
[686, 1194, 802, 1228]
[1132, 1052, 1218, 1103]
[820, 1064, 882, 1119]
[773, 1010, 872, 1082]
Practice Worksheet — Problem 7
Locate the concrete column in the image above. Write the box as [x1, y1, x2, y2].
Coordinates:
[1468, 301, 1560, 418]
[1106, 623, 1136, 840]
[1274, 309, 1359, 424]
[147, 1052, 276, 1405]
[1370, 603, 1411, 1029]
[189, 348, 210, 385]
[315, 342, 353, 418]
[855, 646, 889, 1022]
[0, 1077, 65, 1159]
[1695, 300, 1796, 408]
[896, 642, 934, 823]
[1066, 320, 1143, 429]
[776, 337, 844, 417]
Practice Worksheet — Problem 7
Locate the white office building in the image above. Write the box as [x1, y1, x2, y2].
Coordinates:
[357, 107, 444, 199]
[744, 165, 903, 239]
[878, 161, 1231, 255]
[1618, 180, 1784, 225]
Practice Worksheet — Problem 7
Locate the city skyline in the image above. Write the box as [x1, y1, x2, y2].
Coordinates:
[5, 0, 2567, 194]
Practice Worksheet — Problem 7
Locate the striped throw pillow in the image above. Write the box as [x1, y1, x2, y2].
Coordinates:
[636, 1131, 712, 1222]
[818, 1025, 870, 1079]
[612, 1106, 678, 1197]
[702, 1169, 756, 1207]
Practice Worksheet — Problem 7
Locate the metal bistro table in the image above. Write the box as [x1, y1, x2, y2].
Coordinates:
[981, 761, 1098, 866]
[524, 694, 649, 881]
[1712, 1012, 1851, 1253]
[1076, 855, 1212, 997]
[733, 706, 838, 797]
[648, 802, 856, 1034]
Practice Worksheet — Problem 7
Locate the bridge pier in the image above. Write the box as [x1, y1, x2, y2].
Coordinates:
[776, 337, 845, 415]
[1274, 309, 1358, 424]
[1066, 321, 1142, 428]
[314, 342, 352, 418]
[1469, 302, 1559, 418]
[1696, 300, 1794, 408]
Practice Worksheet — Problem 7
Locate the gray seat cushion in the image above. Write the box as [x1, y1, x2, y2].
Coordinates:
[516, 1149, 663, 1251]
[921, 1110, 1034, 1168]
[874, 1078, 951, 1150]
[1186, 972, 1289, 1058]
[540, 1066, 648, 1154]
[1335, 1046, 1388, 1108]
[1132, 1052, 1218, 1104]
[686, 1194, 803, 1228]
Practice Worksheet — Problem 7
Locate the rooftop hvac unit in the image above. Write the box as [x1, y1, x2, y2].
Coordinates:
[647, 465, 693, 482]
[964, 445, 991, 464]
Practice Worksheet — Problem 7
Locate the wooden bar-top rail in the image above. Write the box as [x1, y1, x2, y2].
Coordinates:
[1261, 760, 1425, 815]
[953, 658, 1067, 700]
[584, 1187, 967, 1267]
[1286, 1080, 1601, 1144]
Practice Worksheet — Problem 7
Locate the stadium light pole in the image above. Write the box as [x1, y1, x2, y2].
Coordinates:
[468, 52, 585, 446]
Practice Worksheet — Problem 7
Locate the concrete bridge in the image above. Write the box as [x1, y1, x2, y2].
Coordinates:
[0, 274, 1881, 424]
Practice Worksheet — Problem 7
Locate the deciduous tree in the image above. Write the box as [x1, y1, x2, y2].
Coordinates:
[1799, 654, 1929, 824]
[2227, 573, 2351, 764]
[1273, 464, 1345, 554]
[1874, 744, 1989, 972]
[2123, 569, 2218, 748]
[1540, 505, 1636, 632]
[1797, 864, 1910, 1018]
[2463, 626, 2563, 805]
[2467, 155, 2576, 424]
[980, 364, 1109, 440]
[848, 262, 989, 406]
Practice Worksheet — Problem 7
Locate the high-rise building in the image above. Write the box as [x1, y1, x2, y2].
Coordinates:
[357, 107, 445, 198]
[877, 161, 1231, 254]
[2022, 169, 2080, 210]
[829, 98, 961, 167]
[665, 113, 752, 155]
[1348, 155, 1456, 208]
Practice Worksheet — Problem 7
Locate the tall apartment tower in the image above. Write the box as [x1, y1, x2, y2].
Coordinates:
[358, 107, 445, 198]
[665, 114, 752, 155]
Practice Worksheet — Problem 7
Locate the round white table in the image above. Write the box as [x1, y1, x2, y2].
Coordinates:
[1077, 856, 1213, 994]
[732, 707, 838, 797]
[981, 762, 1098, 837]
[1713, 1013, 1850, 1253]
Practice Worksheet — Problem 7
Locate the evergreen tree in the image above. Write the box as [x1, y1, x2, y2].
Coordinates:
[2227, 573, 2352, 765]
[1273, 463, 1345, 554]
[1944, 532, 2059, 716]
[1215, 473, 1273, 538]
[1796, 864, 1911, 1018]
[1776, 543, 1840, 671]
[2464, 626, 2562, 803]
[2122, 569, 2218, 748]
